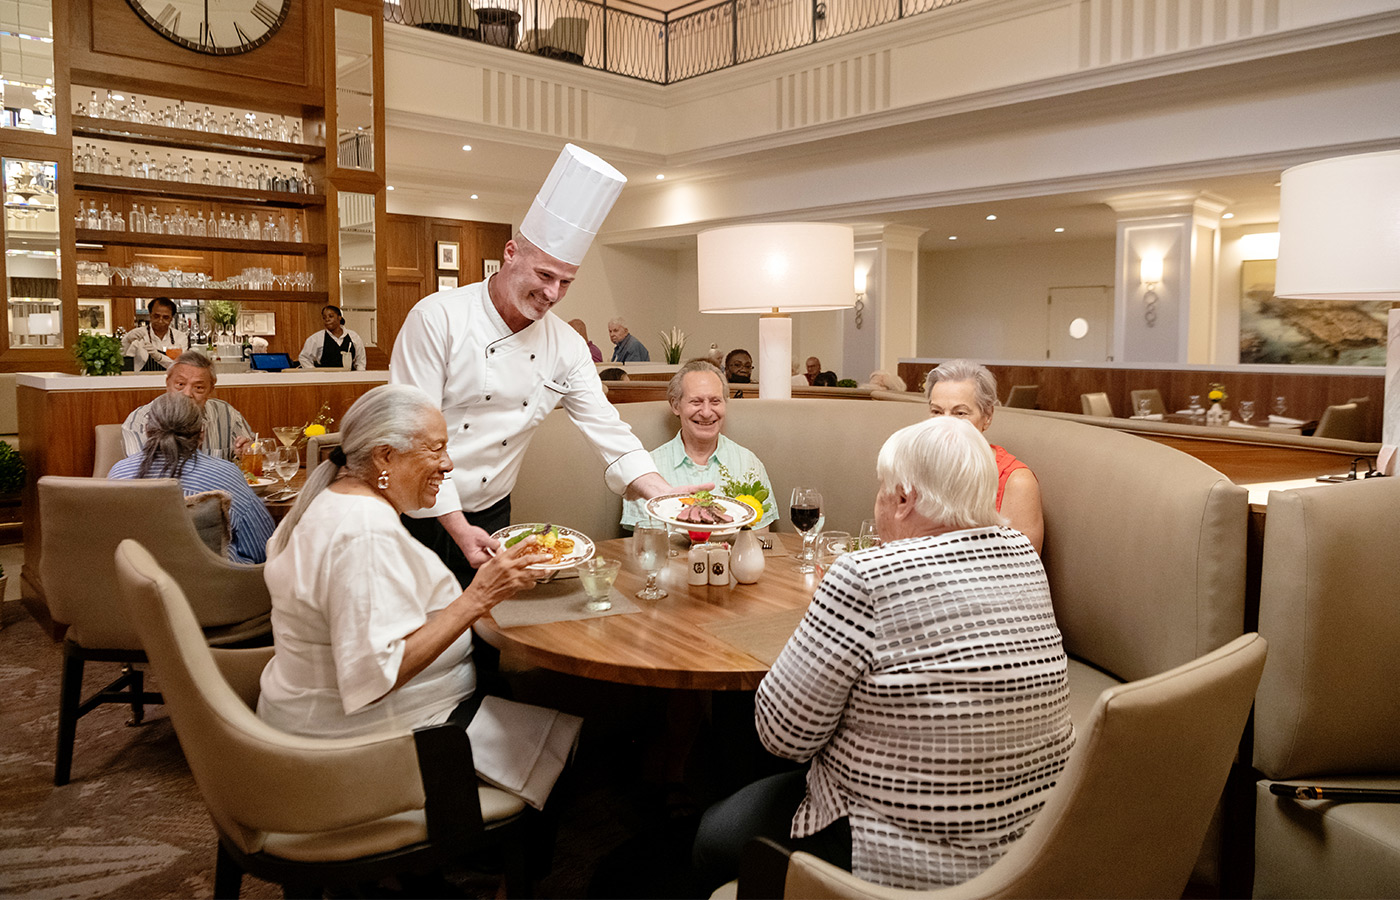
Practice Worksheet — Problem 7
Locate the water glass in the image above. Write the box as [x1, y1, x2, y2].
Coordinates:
[270, 446, 299, 498]
[578, 558, 621, 613]
[1273, 396, 1287, 417]
[633, 523, 668, 600]
[858, 518, 880, 549]
[1239, 400, 1255, 424]
[815, 531, 851, 579]
[1136, 398, 1153, 418]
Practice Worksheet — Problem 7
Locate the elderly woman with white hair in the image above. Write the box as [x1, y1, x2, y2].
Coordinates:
[257, 383, 549, 738]
[692, 416, 1074, 891]
[925, 358, 1044, 553]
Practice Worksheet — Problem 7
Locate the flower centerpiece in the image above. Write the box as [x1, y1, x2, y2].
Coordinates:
[1205, 382, 1229, 426]
[1208, 382, 1228, 404]
[659, 326, 687, 365]
[717, 460, 772, 524]
[299, 402, 336, 447]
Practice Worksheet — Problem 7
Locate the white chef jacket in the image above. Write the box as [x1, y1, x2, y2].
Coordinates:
[298, 328, 368, 370]
[121, 324, 190, 371]
[389, 279, 658, 518]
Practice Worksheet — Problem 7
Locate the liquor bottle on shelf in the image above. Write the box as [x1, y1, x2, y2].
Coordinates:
[249, 214, 261, 240]
[292, 220, 302, 242]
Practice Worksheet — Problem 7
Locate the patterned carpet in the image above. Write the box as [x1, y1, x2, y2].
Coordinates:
[0, 583, 757, 899]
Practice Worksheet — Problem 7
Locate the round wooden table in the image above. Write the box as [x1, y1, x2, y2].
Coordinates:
[473, 535, 818, 691]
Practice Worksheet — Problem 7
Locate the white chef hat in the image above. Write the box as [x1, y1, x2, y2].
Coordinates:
[519, 143, 627, 266]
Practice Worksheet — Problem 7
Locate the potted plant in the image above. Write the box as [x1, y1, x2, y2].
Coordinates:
[72, 332, 123, 375]
[658, 326, 687, 365]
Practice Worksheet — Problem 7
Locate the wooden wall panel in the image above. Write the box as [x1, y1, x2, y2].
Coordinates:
[897, 362, 1387, 442]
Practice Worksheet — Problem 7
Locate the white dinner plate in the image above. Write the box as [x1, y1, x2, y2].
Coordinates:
[489, 523, 596, 571]
[247, 476, 279, 494]
[644, 492, 758, 532]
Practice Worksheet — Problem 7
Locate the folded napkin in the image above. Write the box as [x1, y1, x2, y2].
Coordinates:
[1227, 420, 1258, 428]
[1269, 414, 1305, 426]
[466, 696, 582, 810]
[1130, 413, 1164, 421]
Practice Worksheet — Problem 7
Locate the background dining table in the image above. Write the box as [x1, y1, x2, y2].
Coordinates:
[474, 534, 818, 691]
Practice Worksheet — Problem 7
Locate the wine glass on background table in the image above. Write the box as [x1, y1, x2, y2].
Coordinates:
[578, 557, 621, 613]
[1274, 396, 1288, 418]
[1136, 398, 1153, 418]
[270, 446, 299, 500]
[633, 522, 669, 601]
[1239, 400, 1255, 425]
[790, 487, 822, 574]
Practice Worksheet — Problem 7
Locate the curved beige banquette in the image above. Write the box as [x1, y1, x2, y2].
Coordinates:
[512, 399, 1249, 721]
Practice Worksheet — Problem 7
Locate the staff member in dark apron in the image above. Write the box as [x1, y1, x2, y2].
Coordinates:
[298, 305, 367, 370]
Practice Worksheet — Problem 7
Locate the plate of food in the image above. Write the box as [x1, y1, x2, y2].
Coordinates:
[489, 523, 595, 571]
[645, 490, 758, 532]
[245, 475, 278, 495]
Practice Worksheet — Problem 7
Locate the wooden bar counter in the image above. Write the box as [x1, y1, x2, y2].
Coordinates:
[17, 370, 388, 626]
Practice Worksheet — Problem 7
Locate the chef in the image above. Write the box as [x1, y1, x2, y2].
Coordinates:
[121, 297, 190, 371]
[298, 304, 367, 370]
[390, 143, 708, 585]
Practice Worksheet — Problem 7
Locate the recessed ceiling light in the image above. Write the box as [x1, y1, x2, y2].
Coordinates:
[470, 194, 479, 200]
[985, 214, 997, 221]
[1053, 227, 1065, 233]
[948, 235, 958, 241]
[655, 174, 665, 180]
[462, 144, 472, 152]
[386, 185, 394, 191]
[1222, 212, 1235, 219]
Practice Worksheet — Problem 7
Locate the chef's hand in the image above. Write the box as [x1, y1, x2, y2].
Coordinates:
[625, 472, 714, 501]
[456, 523, 500, 568]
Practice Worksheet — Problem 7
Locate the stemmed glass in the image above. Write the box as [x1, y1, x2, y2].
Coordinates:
[633, 522, 668, 600]
[858, 518, 881, 550]
[1188, 395, 1204, 423]
[268, 446, 299, 500]
[1136, 398, 1153, 418]
[1273, 396, 1288, 418]
[1239, 401, 1255, 425]
[789, 486, 822, 574]
[814, 531, 851, 579]
[578, 557, 621, 613]
[272, 425, 302, 450]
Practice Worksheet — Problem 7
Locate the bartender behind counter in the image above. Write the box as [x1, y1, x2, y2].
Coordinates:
[390, 143, 709, 587]
[298, 305, 367, 370]
[122, 297, 190, 371]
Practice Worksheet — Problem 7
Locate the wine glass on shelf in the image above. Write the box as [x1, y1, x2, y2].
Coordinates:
[789, 486, 822, 574]
[1239, 400, 1255, 425]
[633, 522, 669, 600]
[578, 557, 621, 613]
[269, 446, 299, 500]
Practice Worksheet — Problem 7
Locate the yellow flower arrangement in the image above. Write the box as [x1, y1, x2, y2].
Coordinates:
[1208, 382, 1228, 404]
[733, 494, 765, 521]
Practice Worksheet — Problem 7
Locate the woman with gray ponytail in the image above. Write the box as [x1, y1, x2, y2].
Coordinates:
[258, 384, 550, 738]
[108, 391, 276, 564]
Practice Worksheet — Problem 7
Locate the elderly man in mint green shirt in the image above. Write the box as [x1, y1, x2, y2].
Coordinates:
[622, 360, 778, 531]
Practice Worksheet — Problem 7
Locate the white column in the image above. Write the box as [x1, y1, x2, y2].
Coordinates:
[758, 313, 792, 400]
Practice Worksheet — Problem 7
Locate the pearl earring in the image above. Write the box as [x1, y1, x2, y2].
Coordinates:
[378, 470, 389, 490]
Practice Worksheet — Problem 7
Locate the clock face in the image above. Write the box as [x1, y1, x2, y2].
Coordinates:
[126, 0, 292, 56]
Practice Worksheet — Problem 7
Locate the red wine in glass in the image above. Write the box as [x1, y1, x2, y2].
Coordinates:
[790, 505, 820, 532]
[790, 487, 822, 574]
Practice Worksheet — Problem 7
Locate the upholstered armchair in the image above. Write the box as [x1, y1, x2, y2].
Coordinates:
[39, 475, 271, 785]
[1253, 477, 1400, 897]
[114, 540, 532, 898]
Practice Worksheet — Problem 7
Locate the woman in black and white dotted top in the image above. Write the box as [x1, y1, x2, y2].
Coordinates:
[693, 416, 1075, 891]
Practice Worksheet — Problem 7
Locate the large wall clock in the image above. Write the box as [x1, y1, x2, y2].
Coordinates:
[125, 0, 292, 56]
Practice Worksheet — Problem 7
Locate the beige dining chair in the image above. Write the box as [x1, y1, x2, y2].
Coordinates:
[113, 539, 534, 898]
[1080, 392, 1113, 417]
[305, 431, 342, 467]
[728, 633, 1268, 900]
[93, 423, 126, 477]
[1004, 385, 1039, 409]
[40, 476, 271, 785]
[1130, 389, 1166, 416]
[1312, 402, 1363, 441]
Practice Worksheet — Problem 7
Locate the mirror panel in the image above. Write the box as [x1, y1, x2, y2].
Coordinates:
[338, 191, 375, 343]
[4, 157, 60, 347]
[335, 10, 374, 171]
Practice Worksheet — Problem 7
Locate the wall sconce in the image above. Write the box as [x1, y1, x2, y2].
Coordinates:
[853, 268, 867, 329]
[1140, 255, 1163, 327]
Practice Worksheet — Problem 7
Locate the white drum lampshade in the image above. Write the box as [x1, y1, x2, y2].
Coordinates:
[698, 223, 855, 399]
[1275, 149, 1400, 473]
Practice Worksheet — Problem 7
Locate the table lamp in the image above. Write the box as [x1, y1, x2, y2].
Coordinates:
[697, 223, 854, 399]
[1275, 149, 1400, 474]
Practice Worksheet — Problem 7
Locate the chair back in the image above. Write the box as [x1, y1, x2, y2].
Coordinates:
[778, 633, 1268, 900]
[113, 540, 428, 853]
[1312, 402, 1363, 442]
[1254, 477, 1400, 779]
[39, 476, 268, 648]
[306, 431, 342, 466]
[93, 423, 125, 477]
[1130, 389, 1165, 416]
[1079, 392, 1113, 417]
[1005, 385, 1038, 409]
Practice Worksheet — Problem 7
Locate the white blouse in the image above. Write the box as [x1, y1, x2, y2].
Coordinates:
[258, 490, 475, 738]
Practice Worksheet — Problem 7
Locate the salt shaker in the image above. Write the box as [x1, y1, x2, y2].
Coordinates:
[687, 544, 710, 586]
[707, 544, 730, 586]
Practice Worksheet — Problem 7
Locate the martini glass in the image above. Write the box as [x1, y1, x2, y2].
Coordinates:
[272, 425, 302, 449]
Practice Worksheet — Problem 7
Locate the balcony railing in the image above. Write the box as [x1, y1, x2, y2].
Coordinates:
[385, 0, 968, 84]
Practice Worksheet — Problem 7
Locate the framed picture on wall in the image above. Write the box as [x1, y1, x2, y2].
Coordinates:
[484, 259, 501, 278]
[436, 241, 460, 270]
[76, 299, 112, 335]
[437, 275, 458, 291]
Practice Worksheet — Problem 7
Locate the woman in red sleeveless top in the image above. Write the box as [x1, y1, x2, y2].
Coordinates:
[924, 360, 1044, 554]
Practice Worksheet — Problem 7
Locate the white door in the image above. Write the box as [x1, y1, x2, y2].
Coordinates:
[1047, 285, 1112, 361]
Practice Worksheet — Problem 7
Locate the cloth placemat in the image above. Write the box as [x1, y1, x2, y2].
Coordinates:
[489, 578, 640, 628]
[701, 605, 809, 667]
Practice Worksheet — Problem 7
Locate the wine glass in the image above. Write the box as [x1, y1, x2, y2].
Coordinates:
[858, 518, 880, 550]
[270, 446, 299, 499]
[1239, 400, 1255, 425]
[578, 558, 621, 613]
[272, 425, 302, 449]
[1136, 398, 1153, 418]
[1273, 396, 1288, 418]
[1188, 394, 1203, 423]
[633, 523, 668, 600]
[814, 531, 851, 579]
[789, 486, 822, 574]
